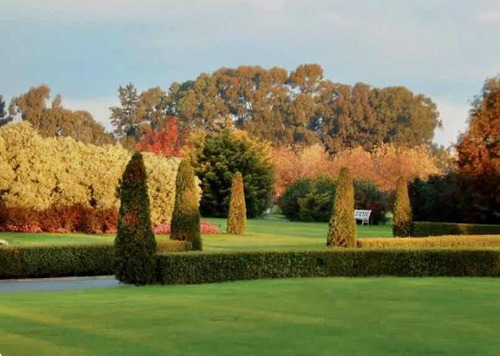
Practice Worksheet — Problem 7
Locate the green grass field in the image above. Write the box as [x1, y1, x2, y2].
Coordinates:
[1, 277, 500, 355]
[0, 217, 392, 250]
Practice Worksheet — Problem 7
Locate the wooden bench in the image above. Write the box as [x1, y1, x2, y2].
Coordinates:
[354, 210, 371, 225]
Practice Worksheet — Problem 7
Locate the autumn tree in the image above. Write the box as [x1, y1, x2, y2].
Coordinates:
[456, 76, 500, 222]
[170, 160, 202, 250]
[327, 168, 356, 248]
[136, 116, 189, 157]
[393, 177, 412, 237]
[8, 85, 113, 146]
[114, 152, 157, 285]
[227, 172, 246, 234]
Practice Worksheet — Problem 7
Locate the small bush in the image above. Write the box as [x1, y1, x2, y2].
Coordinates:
[227, 172, 247, 234]
[171, 160, 202, 250]
[114, 152, 157, 285]
[327, 168, 356, 247]
[358, 235, 500, 249]
[412, 222, 500, 237]
[156, 249, 500, 284]
[393, 177, 412, 237]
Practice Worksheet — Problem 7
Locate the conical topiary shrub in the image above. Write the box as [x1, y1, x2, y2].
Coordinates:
[227, 172, 246, 234]
[171, 160, 202, 250]
[393, 176, 412, 237]
[327, 167, 357, 248]
[114, 152, 157, 285]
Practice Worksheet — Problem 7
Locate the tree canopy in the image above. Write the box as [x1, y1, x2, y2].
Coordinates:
[109, 64, 441, 152]
[162, 64, 440, 151]
[8, 85, 114, 146]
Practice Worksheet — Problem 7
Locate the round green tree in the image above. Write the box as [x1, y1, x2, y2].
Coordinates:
[327, 167, 357, 248]
[114, 152, 157, 285]
[188, 129, 274, 218]
[393, 176, 412, 237]
[171, 160, 202, 250]
[227, 172, 246, 234]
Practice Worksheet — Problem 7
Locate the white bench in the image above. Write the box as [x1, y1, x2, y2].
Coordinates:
[354, 210, 371, 225]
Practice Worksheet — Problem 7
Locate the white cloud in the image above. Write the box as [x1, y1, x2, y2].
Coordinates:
[64, 97, 117, 131]
[433, 99, 470, 147]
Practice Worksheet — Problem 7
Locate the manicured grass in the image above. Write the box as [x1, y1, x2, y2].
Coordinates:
[0, 217, 392, 250]
[1, 277, 500, 355]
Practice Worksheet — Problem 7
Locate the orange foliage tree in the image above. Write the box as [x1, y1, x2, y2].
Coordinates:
[136, 116, 189, 158]
[272, 144, 443, 197]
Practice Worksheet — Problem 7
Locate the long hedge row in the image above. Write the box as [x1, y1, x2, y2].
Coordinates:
[156, 249, 500, 284]
[412, 222, 500, 237]
[2, 245, 500, 281]
[0, 241, 191, 279]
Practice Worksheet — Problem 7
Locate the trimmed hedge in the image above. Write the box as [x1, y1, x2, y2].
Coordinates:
[412, 222, 500, 237]
[0, 245, 114, 279]
[0, 240, 192, 280]
[358, 236, 500, 249]
[156, 249, 500, 284]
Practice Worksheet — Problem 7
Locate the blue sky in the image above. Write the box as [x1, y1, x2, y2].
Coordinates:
[1, 0, 500, 146]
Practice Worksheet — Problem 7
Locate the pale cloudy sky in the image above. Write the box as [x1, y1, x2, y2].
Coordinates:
[1, 0, 500, 147]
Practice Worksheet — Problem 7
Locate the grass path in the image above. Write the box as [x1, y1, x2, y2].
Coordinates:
[1, 277, 500, 355]
[0, 217, 392, 250]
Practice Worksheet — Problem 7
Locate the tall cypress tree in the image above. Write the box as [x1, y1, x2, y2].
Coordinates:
[227, 172, 246, 234]
[114, 152, 157, 285]
[171, 160, 202, 250]
[327, 167, 357, 247]
[393, 176, 412, 237]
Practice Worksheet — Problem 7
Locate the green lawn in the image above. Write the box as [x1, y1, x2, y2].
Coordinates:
[1, 277, 500, 355]
[0, 217, 392, 250]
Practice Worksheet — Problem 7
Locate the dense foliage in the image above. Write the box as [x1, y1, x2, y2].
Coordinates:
[227, 172, 246, 234]
[0, 122, 198, 226]
[327, 168, 356, 248]
[411, 222, 500, 237]
[156, 249, 500, 284]
[171, 160, 202, 250]
[279, 176, 387, 224]
[114, 153, 157, 285]
[409, 175, 465, 223]
[393, 177, 412, 237]
[188, 128, 274, 218]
